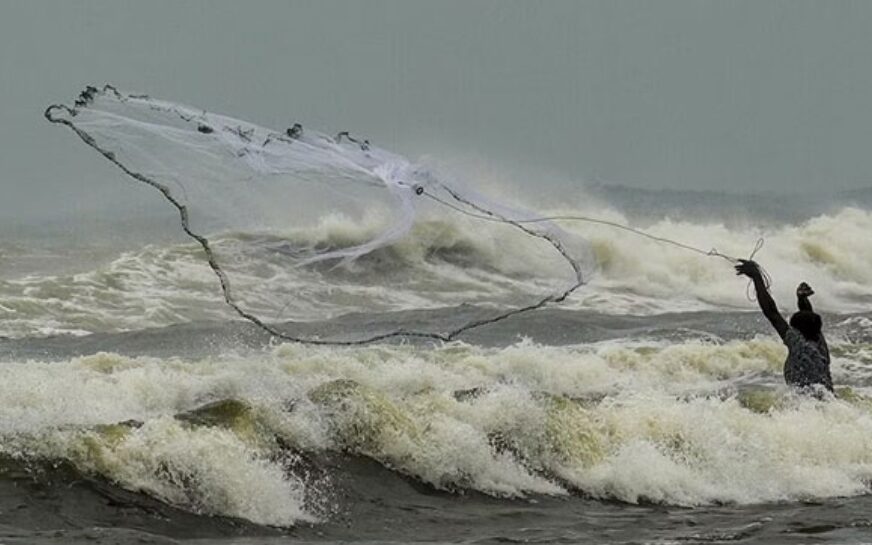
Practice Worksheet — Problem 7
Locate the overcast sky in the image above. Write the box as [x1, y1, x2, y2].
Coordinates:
[3, 0, 872, 221]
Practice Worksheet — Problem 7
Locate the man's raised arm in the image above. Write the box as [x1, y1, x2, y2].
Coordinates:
[735, 260, 789, 339]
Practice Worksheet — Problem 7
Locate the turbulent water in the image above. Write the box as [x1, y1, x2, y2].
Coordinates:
[2, 190, 872, 544]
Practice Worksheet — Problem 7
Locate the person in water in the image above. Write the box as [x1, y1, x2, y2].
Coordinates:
[735, 260, 833, 393]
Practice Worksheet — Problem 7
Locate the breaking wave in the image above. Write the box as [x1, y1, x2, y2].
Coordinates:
[2, 338, 872, 525]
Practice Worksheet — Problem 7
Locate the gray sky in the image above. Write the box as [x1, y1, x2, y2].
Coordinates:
[3, 0, 872, 221]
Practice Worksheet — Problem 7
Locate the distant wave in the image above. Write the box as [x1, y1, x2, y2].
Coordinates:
[571, 206, 872, 313]
[2, 206, 872, 338]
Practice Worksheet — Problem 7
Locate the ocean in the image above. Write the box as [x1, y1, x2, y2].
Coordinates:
[2, 184, 872, 545]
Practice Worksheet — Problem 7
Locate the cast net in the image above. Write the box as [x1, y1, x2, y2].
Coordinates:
[46, 85, 592, 344]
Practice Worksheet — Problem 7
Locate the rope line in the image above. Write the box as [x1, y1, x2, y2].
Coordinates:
[422, 190, 760, 264]
[422, 189, 770, 300]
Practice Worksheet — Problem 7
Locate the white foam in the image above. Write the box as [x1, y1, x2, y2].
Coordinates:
[568, 207, 872, 314]
[3, 339, 871, 520]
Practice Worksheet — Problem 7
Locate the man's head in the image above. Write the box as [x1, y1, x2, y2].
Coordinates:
[790, 310, 822, 341]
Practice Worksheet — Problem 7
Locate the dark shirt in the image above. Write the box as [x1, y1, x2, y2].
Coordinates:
[783, 327, 833, 391]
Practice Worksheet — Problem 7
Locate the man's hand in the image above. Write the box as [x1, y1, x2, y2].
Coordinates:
[734, 259, 761, 279]
[797, 282, 814, 297]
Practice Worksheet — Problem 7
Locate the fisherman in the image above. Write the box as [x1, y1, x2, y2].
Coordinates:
[735, 260, 833, 393]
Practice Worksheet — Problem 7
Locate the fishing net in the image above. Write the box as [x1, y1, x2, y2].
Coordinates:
[46, 85, 592, 344]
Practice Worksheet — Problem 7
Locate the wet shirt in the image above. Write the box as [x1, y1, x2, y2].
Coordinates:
[782, 327, 833, 391]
